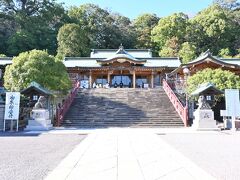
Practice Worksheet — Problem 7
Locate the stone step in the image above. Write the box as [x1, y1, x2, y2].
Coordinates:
[63, 122, 184, 126]
[62, 124, 183, 128]
[62, 88, 184, 128]
[63, 119, 182, 122]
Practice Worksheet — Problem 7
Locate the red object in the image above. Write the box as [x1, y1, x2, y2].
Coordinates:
[163, 79, 188, 127]
[56, 81, 80, 126]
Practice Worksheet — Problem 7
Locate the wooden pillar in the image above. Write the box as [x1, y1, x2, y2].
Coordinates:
[133, 70, 136, 88]
[151, 71, 154, 88]
[89, 70, 92, 88]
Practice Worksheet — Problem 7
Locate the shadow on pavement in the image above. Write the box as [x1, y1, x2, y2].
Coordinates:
[0, 131, 41, 137]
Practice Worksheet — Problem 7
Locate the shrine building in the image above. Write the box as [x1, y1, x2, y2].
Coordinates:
[64, 46, 181, 88]
[171, 50, 240, 78]
[1, 48, 240, 90]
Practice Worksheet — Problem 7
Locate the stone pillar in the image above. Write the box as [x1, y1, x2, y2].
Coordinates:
[89, 71, 92, 88]
[151, 71, 154, 88]
[133, 70, 136, 88]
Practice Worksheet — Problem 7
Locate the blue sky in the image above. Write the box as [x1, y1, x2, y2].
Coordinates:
[57, 0, 214, 19]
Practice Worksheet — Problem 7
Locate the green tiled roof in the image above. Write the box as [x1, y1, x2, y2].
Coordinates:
[191, 82, 223, 96]
[21, 81, 52, 96]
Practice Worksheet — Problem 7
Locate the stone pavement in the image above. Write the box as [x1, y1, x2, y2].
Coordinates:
[45, 128, 215, 180]
[0, 133, 86, 180]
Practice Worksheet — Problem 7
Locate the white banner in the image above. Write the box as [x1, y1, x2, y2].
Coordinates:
[4, 92, 20, 120]
[225, 89, 240, 117]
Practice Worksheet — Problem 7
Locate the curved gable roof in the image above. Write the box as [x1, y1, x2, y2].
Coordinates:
[185, 50, 239, 68]
[170, 50, 240, 75]
[191, 82, 223, 96]
[97, 45, 146, 64]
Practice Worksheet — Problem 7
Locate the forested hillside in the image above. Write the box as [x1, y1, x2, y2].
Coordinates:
[0, 0, 239, 62]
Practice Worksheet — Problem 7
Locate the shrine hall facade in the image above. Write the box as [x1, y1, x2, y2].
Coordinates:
[1, 47, 240, 90]
[64, 46, 181, 88]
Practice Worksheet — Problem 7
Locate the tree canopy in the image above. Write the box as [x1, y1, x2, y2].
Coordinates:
[159, 37, 180, 57]
[187, 4, 239, 55]
[133, 13, 159, 50]
[179, 42, 197, 63]
[68, 4, 135, 50]
[0, 1, 239, 62]
[214, 0, 240, 10]
[4, 49, 71, 93]
[187, 68, 240, 96]
[151, 13, 189, 55]
[57, 23, 90, 57]
[0, 0, 68, 56]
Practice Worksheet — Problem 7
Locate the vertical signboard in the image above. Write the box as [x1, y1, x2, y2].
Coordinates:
[225, 89, 240, 117]
[225, 89, 240, 130]
[4, 92, 20, 131]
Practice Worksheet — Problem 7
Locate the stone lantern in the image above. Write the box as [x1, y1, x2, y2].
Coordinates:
[191, 82, 223, 130]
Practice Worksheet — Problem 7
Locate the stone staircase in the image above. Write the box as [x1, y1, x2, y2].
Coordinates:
[62, 88, 184, 128]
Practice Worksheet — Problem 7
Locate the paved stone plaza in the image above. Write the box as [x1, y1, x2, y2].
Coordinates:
[1, 128, 240, 180]
[46, 128, 218, 180]
[0, 133, 86, 180]
[161, 131, 240, 180]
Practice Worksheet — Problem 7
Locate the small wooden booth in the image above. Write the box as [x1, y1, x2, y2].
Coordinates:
[21, 81, 53, 122]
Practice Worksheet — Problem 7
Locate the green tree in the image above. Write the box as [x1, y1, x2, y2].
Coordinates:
[218, 48, 232, 57]
[179, 42, 197, 63]
[214, 0, 240, 10]
[0, 54, 6, 57]
[68, 3, 131, 49]
[57, 23, 90, 57]
[231, 9, 240, 53]
[0, 0, 68, 56]
[4, 49, 71, 92]
[151, 13, 189, 53]
[111, 13, 136, 48]
[0, 13, 15, 55]
[187, 68, 240, 96]
[159, 37, 180, 57]
[187, 4, 238, 55]
[235, 49, 240, 58]
[133, 13, 159, 49]
[7, 30, 37, 56]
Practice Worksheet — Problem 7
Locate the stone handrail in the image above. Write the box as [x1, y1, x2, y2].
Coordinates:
[162, 79, 188, 127]
[56, 81, 80, 126]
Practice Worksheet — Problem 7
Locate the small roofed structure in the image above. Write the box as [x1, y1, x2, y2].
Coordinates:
[191, 82, 224, 97]
[191, 82, 224, 107]
[21, 81, 52, 108]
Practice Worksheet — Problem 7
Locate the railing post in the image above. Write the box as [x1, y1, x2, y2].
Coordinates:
[55, 81, 80, 127]
[162, 79, 188, 127]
